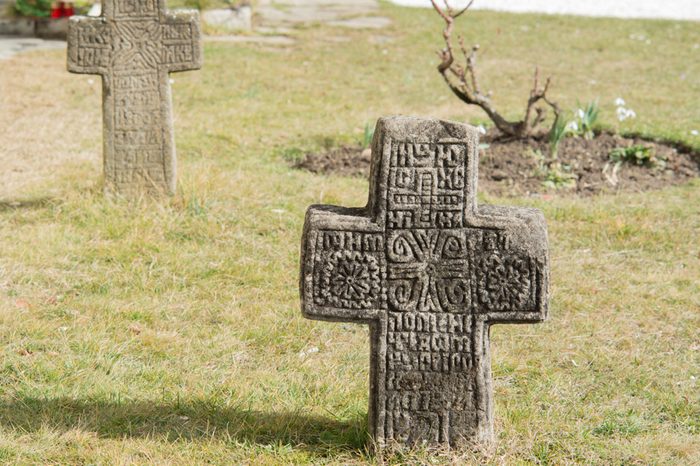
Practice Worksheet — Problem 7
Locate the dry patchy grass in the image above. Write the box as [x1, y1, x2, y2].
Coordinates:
[0, 3, 698, 464]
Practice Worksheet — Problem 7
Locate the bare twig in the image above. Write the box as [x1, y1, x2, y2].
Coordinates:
[431, 1, 559, 139]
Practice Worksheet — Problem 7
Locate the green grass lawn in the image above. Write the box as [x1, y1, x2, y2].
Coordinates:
[0, 3, 699, 464]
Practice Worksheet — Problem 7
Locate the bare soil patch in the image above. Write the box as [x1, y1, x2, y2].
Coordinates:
[294, 132, 700, 197]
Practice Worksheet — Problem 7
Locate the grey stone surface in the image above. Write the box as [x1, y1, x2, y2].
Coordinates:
[205, 34, 295, 46]
[67, 0, 202, 196]
[300, 116, 550, 448]
[202, 6, 251, 32]
[0, 18, 68, 40]
[0, 35, 66, 60]
[327, 16, 391, 29]
[0, 19, 35, 37]
[36, 18, 69, 39]
[256, 0, 389, 31]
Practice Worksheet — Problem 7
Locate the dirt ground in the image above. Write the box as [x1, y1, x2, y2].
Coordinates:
[294, 132, 700, 197]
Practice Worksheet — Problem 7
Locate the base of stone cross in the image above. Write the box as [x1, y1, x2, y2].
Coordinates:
[300, 116, 550, 450]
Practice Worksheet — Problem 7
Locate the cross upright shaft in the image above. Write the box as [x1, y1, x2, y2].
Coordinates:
[67, 0, 202, 195]
[300, 116, 550, 448]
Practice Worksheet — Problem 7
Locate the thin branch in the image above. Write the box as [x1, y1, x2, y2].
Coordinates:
[431, 0, 451, 21]
[454, 0, 475, 18]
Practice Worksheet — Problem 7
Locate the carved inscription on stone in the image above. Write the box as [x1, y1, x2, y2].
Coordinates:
[387, 141, 466, 229]
[115, 0, 158, 17]
[300, 116, 550, 448]
[67, 0, 202, 195]
[313, 231, 385, 310]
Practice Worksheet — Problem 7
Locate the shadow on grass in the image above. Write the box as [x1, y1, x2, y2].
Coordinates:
[0, 397, 368, 456]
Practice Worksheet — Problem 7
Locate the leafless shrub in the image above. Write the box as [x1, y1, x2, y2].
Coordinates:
[432, 0, 561, 139]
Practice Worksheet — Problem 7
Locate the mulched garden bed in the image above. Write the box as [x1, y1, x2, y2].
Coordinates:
[293, 132, 700, 197]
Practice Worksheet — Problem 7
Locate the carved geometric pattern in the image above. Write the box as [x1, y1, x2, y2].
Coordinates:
[312, 230, 386, 311]
[300, 116, 550, 448]
[386, 229, 471, 313]
[67, 0, 202, 195]
[476, 252, 533, 311]
[320, 251, 381, 309]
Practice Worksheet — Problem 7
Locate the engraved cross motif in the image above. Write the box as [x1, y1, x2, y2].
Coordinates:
[300, 116, 550, 448]
[67, 0, 202, 195]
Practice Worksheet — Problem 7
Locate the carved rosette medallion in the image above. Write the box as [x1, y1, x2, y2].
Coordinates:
[477, 253, 532, 311]
[321, 251, 381, 309]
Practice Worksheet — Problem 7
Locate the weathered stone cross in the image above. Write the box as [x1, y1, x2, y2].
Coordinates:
[67, 0, 202, 195]
[300, 116, 550, 448]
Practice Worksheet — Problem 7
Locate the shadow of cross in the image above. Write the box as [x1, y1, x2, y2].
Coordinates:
[300, 116, 550, 448]
[67, 0, 202, 195]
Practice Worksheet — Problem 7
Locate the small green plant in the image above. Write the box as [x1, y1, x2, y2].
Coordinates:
[14, 0, 51, 17]
[543, 163, 577, 190]
[609, 145, 664, 167]
[548, 114, 569, 159]
[279, 146, 305, 164]
[575, 100, 600, 139]
[186, 193, 209, 218]
[362, 121, 375, 149]
[531, 149, 577, 190]
[591, 412, 645, 437]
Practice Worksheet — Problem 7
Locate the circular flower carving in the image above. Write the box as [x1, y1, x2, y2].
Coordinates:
[321, 251, 381, 309]
[478, 253, 531, 311]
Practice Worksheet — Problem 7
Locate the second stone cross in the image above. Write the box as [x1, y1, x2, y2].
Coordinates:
[67, 0, 202, 196]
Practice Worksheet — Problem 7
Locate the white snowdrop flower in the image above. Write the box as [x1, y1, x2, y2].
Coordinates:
[566, 121, 579, 132]
[617, 107, 628, 121]
[87, 78, 94, 85]
[615, 97, 626, 107]
[576, 109, 585, 119]
[477, 125, 486, 135]
[617, 107, 637, 122]
[169, 78, 175, 84]
[691, 130, 699, 136]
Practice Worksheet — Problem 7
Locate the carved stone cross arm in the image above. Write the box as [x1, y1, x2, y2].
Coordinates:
[300, 116, 550, 448]
[301, 206, 387, 323]
[66, 16, 111, 75]
[67, 3, 201, 78]
[160, 10, 203, 72]
[470, 203, 549, 324]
